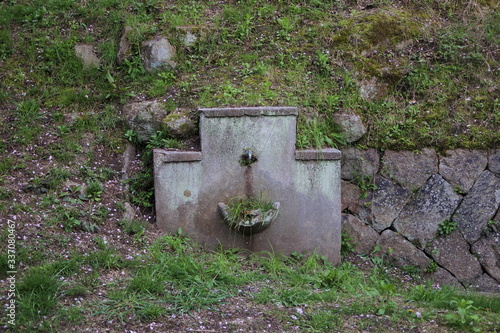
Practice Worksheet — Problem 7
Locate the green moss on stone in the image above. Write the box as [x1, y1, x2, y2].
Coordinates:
[332, 9, 424, 50]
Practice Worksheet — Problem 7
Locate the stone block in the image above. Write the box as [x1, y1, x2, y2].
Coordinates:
[488, 148, 500, 176]
[426, 230, 482, 286]
[381, 148, 438, 190]
[393, 175, 462, 249]
[142, 36, 177, 71]
[123, 101, 167, 142]
[75, 44, 100, 68]
[471, 233, 500, 282]
[439, 149, 487, 193]
[162, 109, 196, 138]
[360, 176, 411, 233]
[117, 26, 133, 64]
[431, 268, 463, 290]
[341, 213, 378, 255]
[341, 180, 361, 212]
[376, 230, 431, 270]
[341, 147, 379, 180]
[452, 170, 500, 243]
[472, 274, 500, 293]
[176, 25, 209, 47]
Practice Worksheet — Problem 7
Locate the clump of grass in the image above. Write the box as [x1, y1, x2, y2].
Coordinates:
[93, 289, 166, 324]
[219, 195, 279, 235]
[125, 166, 155, 208]
[224, 196, 275, 226]
[16, 268, 62, 325]
[85, 237, 127, 270]
[119, 218, 147, 243]
[146, 130, 186, 150]
[297, 117, 346, 149]
[119, 218, 146, 236]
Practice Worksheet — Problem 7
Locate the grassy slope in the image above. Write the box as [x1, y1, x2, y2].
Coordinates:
[0, 0, 499, 332]
[1, 0, 499, 152]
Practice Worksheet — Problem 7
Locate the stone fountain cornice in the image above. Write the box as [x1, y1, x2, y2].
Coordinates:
[199, 106, 298, 117]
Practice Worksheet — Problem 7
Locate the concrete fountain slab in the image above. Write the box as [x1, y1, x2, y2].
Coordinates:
[154, 107, 342, 263]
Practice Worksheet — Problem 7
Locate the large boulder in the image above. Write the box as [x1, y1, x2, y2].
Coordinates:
[75, 44, 100, 68]
[123, 101, 167, 142]
[393, 175, 462, 249]
[452, 170, 500, 243]
[439, 149, 487, 193]
[142, 37, 177, 71]
[162, 109, 196, 138]
[381, 149, 438, 190]
[332, 114, 366, 143]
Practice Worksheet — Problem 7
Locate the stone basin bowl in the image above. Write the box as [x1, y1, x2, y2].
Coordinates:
[218, 202, 280, 235]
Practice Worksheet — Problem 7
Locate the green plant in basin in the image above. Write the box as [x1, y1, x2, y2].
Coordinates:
[218, 196, 280, 235]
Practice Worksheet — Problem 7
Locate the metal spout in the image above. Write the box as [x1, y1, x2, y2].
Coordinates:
[245, 149, 253, 161]
[240, 148, 257, 166]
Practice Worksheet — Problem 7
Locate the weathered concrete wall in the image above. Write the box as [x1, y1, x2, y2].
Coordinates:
[154, 107, 342, 263]
[341, 148, 500, 292]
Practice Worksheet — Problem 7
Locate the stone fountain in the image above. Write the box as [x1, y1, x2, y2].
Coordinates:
[153, 107, 342, 263]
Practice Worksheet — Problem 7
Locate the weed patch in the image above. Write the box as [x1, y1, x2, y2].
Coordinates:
[16, 268, 62, 325]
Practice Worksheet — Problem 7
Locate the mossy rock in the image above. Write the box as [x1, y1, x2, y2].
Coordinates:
[175, 25, 211, 47]
[332, 8, 426, 84]
[162, 109, 196, 138]
[333, 8, 424, 50]
[123, 101, 167, 143]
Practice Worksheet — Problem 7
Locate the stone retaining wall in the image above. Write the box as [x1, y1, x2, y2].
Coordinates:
[341, 148, 500, 292]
